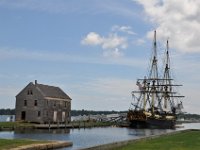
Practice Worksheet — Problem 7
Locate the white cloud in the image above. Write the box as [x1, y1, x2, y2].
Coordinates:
[134, 0, 200, 53]
[81, 32, 127, 50]
[81, 32, 128, 58]
[112, 25, 136, 35]
[81, 24, 137, 58]
[103, 48, 123, 58]
[135, 38, 146, 45]
[81, 32, 103, 45]
[102, 34, 127, 50]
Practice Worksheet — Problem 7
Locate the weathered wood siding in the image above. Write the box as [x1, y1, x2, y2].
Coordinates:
[15, 82, 71, 124]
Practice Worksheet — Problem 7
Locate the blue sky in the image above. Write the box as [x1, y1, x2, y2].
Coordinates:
[0, 0, 200, 114]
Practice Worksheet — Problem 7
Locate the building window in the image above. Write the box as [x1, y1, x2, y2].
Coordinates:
[59, 101, 62, 108]
[38, 111, 41, 117]
[27, 89, 33, 95]
[64, 101, 67, 107]
[54, 101, 56, 107]
[34, 100, 38, 106]
[21, 111, 26, 120]
[24, 100, 27, 106]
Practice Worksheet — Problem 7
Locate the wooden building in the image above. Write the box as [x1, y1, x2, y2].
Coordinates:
[15, 80, 72, 124]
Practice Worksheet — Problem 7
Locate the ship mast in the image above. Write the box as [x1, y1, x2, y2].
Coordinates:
[149, 30, 159, 79]
[148, 30, 159, 114]
[161, 40, 184, 113]
[163, 40, 171, 110]
[132, 31, 160, 113]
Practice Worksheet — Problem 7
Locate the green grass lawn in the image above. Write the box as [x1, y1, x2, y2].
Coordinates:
[115, 130, 200, 150]
[0, 139, 47, 149]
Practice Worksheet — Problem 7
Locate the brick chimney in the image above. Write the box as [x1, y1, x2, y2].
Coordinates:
[35, 80, 37, 85]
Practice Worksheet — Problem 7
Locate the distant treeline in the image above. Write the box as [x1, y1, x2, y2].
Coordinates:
[71, 110, 128, 116]
[0, 109, 200, 119]
[177, 113, 200, 120]
[0, 109, 127, 116]
[0, 108, 15, 115]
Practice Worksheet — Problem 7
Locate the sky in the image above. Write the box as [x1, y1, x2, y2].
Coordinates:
[0, 0, 200, 114]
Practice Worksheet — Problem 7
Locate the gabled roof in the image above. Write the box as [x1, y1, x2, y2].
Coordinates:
[36, 83, 72, 100]
[16, 80, 72, 100]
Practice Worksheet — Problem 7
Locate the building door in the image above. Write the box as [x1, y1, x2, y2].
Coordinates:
[53, 111, 57, 122]
[62, 112, 65, 122]
[21, 111, 26, 120]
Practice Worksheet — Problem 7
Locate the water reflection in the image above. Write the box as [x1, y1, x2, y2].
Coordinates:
[0, 123, 199, 150]
[14, 128, 70, 134]
[127, 128, 175, 137]
[181, 123, 200, 130]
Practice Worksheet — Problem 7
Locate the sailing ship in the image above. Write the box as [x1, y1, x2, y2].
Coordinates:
[127, 31, 184, 128]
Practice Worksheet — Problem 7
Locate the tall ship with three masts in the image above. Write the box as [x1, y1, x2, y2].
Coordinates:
[127, 31, 184, 128]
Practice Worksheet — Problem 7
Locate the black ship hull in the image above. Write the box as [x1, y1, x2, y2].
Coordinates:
[129, 118, 175, 129]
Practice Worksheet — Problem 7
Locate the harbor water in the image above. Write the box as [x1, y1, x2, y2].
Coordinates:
[0, 123, 199, 150]
[0, 115, 15, 122]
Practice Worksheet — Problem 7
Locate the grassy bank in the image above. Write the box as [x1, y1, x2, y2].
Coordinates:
[0, 139, 47, 149]
[0, 121, 115, 130]
[70, 121, 114, 128]
[115, 130, 200, 150]
[0, 122, 35, 130]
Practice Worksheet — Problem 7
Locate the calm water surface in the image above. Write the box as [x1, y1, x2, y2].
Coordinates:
[0, 123, 199, 150]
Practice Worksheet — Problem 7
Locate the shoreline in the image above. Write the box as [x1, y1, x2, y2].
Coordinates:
[0, 121, 115, 131]
[12, 141, 73, 150]
[78, 129, 200, 150]
[2, 127, 199, 150]
[0, 139, 73, 150]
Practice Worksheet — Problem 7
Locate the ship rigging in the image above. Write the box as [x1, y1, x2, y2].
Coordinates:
[127, 31, 184, 128]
